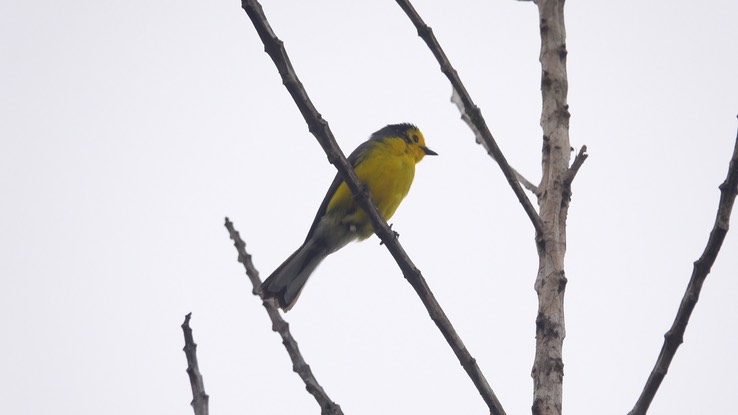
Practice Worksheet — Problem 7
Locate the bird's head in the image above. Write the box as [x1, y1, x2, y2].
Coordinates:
[372, 123, 438, 163]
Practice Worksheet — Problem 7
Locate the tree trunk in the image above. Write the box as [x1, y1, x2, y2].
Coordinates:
[532, 1, 570, 414]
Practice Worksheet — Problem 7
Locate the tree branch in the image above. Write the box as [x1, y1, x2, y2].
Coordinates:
[532, 1, 571, 415]
[396, 0, 544, 237]
[239, 2, 505, 414]
[181, 313, 209, 415]
[563, 145, 588, 188]
[225, 218, 344, 415]
[628, 125, 738, 415]
[451, 89, 541, 195]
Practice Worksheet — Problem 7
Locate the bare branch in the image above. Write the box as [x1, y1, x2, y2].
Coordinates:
[532, 1, 571, 415]
[451, 89, 541, 195]
[239, 2, 505, 414]
[181, 313, 209, 415]
[397, 0, 544, 238]
[628, 126, 738, 415]
[224, 218, 344, 415]
[563, 145, 588, 187]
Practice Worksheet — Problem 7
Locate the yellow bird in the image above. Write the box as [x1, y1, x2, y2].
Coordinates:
[260, 123, 436, 311]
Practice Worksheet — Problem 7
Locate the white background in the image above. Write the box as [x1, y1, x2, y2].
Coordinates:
[2, 1, 737, 414]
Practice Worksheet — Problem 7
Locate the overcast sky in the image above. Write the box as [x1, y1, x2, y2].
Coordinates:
[2, 1, 737, 414]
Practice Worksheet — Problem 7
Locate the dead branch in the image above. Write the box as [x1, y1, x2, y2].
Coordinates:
[451, 83, 541, 195]
[628, 125, 738, 415]
[532, 1, 572, 415]
[563, 146, 588, 187]
[181, 313, 210, 415]
[225, 218, 344, 415]
[396, 0, 544, 238]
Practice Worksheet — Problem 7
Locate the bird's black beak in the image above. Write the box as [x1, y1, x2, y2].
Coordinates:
[422, 146, 438, 156]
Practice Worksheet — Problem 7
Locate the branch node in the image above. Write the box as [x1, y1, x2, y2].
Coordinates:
[563, 145, 588, 186]
[558, 44, 568, 60]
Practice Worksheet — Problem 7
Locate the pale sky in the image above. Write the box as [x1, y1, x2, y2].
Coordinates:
[2, 1, 737, 414]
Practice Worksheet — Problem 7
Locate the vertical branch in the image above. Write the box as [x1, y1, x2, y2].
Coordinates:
[532, 1, 571, 415]
[182, 313, 210, 415]
[628, 127, 738, 415]
[394, 1, 583, 413]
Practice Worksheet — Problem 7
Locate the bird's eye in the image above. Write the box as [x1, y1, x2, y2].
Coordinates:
[412, 134, 419, 143]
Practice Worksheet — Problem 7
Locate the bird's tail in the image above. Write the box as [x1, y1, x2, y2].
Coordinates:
[260, 239, 330, 311]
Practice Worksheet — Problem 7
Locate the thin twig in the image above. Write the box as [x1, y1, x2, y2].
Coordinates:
[181, 313, 209, 415]
[628, 126, 738, 415]
[451, 79, 540, 195]
[397, 0, 544, 238]
[563, 145, 588, 187]
[239, 2, 505, 414]
[225, 218, 344, 415]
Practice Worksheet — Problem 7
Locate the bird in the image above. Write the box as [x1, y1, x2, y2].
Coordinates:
[260, 123, 437, 311]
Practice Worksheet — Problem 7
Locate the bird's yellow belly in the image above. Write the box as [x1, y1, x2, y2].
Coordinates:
[326, 149, 416, 239]
[360, 154, 415, 219]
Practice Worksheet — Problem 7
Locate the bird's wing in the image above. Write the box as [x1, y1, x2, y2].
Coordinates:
[304, 139, 376, 242]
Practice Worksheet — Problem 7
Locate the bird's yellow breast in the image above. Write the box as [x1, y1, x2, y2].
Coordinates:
[326, 137, 417, 239]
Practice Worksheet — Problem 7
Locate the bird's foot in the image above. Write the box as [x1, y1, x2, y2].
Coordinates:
[379, 223, 400, 245]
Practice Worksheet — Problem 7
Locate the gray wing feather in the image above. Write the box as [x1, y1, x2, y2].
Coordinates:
[304, 139, 378, 242]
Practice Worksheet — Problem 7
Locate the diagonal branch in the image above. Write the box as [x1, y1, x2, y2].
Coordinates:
[451, 89, 541, 195]
[628, 126, 738, 415]
[563, 145, 588, 188]
[239, 2, 506, 414]
[397, 0, 544, 237]
[225, 218, 344, 415]
[181, 313, 209, 415]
